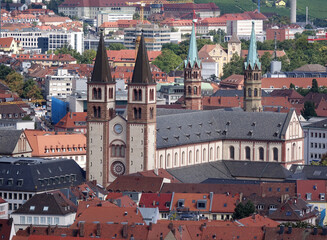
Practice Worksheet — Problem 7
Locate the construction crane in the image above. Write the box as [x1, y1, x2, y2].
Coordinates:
[126, 1, 147, 24]
[0, 99, 45, 106]
[308, 33, 327, 43]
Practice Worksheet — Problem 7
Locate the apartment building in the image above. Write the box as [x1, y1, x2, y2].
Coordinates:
[303, 118, 327, 164]
[45, 68, 76, 99]
[124, 24, 170, 51]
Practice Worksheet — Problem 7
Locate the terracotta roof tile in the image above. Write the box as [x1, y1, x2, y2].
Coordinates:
[238, 214, 279, 227]
[107, 176, 164, 192]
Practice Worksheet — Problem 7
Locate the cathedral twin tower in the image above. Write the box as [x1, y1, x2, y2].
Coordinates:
[87, 23, 262, 186]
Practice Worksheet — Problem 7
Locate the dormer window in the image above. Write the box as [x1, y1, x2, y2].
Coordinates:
[177, 199, 184, 208]
[30, 206, 35, 211]
[197, 200, 207, 209]
[43, 206, 49, 211]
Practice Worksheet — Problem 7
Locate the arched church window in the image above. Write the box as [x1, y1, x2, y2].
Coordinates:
[259, 147, 264, 160]
[138, 89, 142, 101]
[133, 108, 137, 119]
[273, 148, 278, 161]
[98, 88, 102, 99]
[138, 108, 142, 119]
[229, 146, 235, 160]
[254, 88, 258, 97]
[93, 88, 97, 99]
[97, 107, 101, 118]
[245, 146, 250, 160]
[194, 86, 197, 95]
[133, 89, 138, 101]
[248, 88, 252, 97]
[93, 106, 97, 118]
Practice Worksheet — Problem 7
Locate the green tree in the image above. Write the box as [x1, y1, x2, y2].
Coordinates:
[233, 201, 255, 219]
[0, 65, 14, 80]
[108, 43, 127, 51]
[311, 79, 319, 93]
[22, 79, 43, 99]
[152, 49, 183, 73]
[133, 13, 140, 20]
[5, 72, 24, 96]
[290, 83, 295, 89]
[260, 52, 272, 74]
[80, 49, 97, 64]
[301, 101, 317, 120]
[221, 54, 244, 79]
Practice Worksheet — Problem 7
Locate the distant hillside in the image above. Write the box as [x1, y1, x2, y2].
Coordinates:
[195, 0, 326, 20]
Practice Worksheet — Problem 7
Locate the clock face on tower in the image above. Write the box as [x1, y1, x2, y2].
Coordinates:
[114, 124, 123, 134]
[111, 161, 126, 177]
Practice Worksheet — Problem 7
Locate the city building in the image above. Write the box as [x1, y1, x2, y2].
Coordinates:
[0, 157, 84, 214]
[45, 68, 76, 99]
[303, 118, 327, 164]
[124, 24, 170, 51]
[0, 130, 32, 157]
[0, 198, 8, 220]
[11, 192, 77, 231]
[0, 37, 23, 54]
[24, 130, 87, 169]
[86, 27, 304, 187]
[0, 119, 34, 130]
[54, 112, 87, 133]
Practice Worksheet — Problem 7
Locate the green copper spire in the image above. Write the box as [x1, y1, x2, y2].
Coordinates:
[184, 23, 201, 68]
[244, 22, 261, 70]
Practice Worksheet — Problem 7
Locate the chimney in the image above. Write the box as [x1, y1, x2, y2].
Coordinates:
[153, 200, 156, 206]
[279, 225, 284, 234]
[79, 222, 85, 237]
[154, 168, 159, 176]
[122, 225, 128, 239]
[28, 224, 33, 234]
[149, 222, 153, 231]
[313, 227, 318, 235]
[47, 225, 51, 235]
[96, 223, 101, 237]
[239, 193, 243, 203]
[287, 226, 292, 234]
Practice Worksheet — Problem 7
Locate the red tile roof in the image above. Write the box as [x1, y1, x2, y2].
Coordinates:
[241, 49, 286, 59]
[139, 193, 172, 211]
[262, 77, 327, 89]
[72, 206, 144, 226]
[296, 180, 326, 202]
[0, 37, 14, 48]
[106, 49, 161, 63]
[55, 112, 87, 130]
[107, 176, 164, 193]
[211, 194, 239, 213]
[238, 214, 279, 227]
[24, 130, 86, 157]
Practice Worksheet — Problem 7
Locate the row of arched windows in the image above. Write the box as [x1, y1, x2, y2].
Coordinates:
[133, 108, 142, 120]
[187, 86, 199, 95]
[229, 146, 278, 161]
[133, 88, 155, 101]
[111, 145, 125, 157]
[93, 87, 114, 100]
[93, 88, 102, 100]
[185, 71, 200, 79]
[158, 147, 221, 168]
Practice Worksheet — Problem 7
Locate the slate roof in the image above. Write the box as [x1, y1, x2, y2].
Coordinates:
[0, 129, 22, 154]
[166, 160, 292, 183]
[294, 64, 326, 73]
[131, 34, 155, 84]
[303, 118, 327, 129]
[156, 109, 294, 149]
[289, 165, 327, 180]
[12, 192, 76, 216]
[0, 157, 85, 192]
[90, 33, 113, 83]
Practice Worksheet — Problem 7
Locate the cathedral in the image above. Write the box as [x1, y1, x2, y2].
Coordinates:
[87, 24, 304, 187]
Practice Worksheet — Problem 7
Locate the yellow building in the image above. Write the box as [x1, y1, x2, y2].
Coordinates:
[0, 37, 23, 54]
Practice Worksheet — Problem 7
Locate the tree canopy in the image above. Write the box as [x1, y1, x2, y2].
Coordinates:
[152, 49, 183, 73]
[301, 101, 317, 120]
[233, 201, 255, 219]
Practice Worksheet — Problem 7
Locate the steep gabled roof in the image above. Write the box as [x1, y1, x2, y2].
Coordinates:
[90, 33, 113, 83]
[244, 22, 261, 70]
[0, 129, 23, 154]
[131, 34, 155, 84]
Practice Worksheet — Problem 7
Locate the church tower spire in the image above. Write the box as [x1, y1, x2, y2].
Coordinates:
[86, 33, 116, 186]
[126, 34, 157, 174]
[183, 23, 202, 110]
[244, 22, 262, 112]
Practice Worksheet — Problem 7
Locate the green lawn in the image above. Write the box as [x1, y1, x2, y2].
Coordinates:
[194, 0, 326, 20]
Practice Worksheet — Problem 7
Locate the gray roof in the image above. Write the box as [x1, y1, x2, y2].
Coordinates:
[0, 157, 85, 192]
[0, 129, 22, 154]
[12, 192, 76, 216]
[289, 165, 327, 180]
[303, 118, 327, 129]
[166, 160, 292, 183]
[166, 161, 232, 183]
[156, 109, 294, 149]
